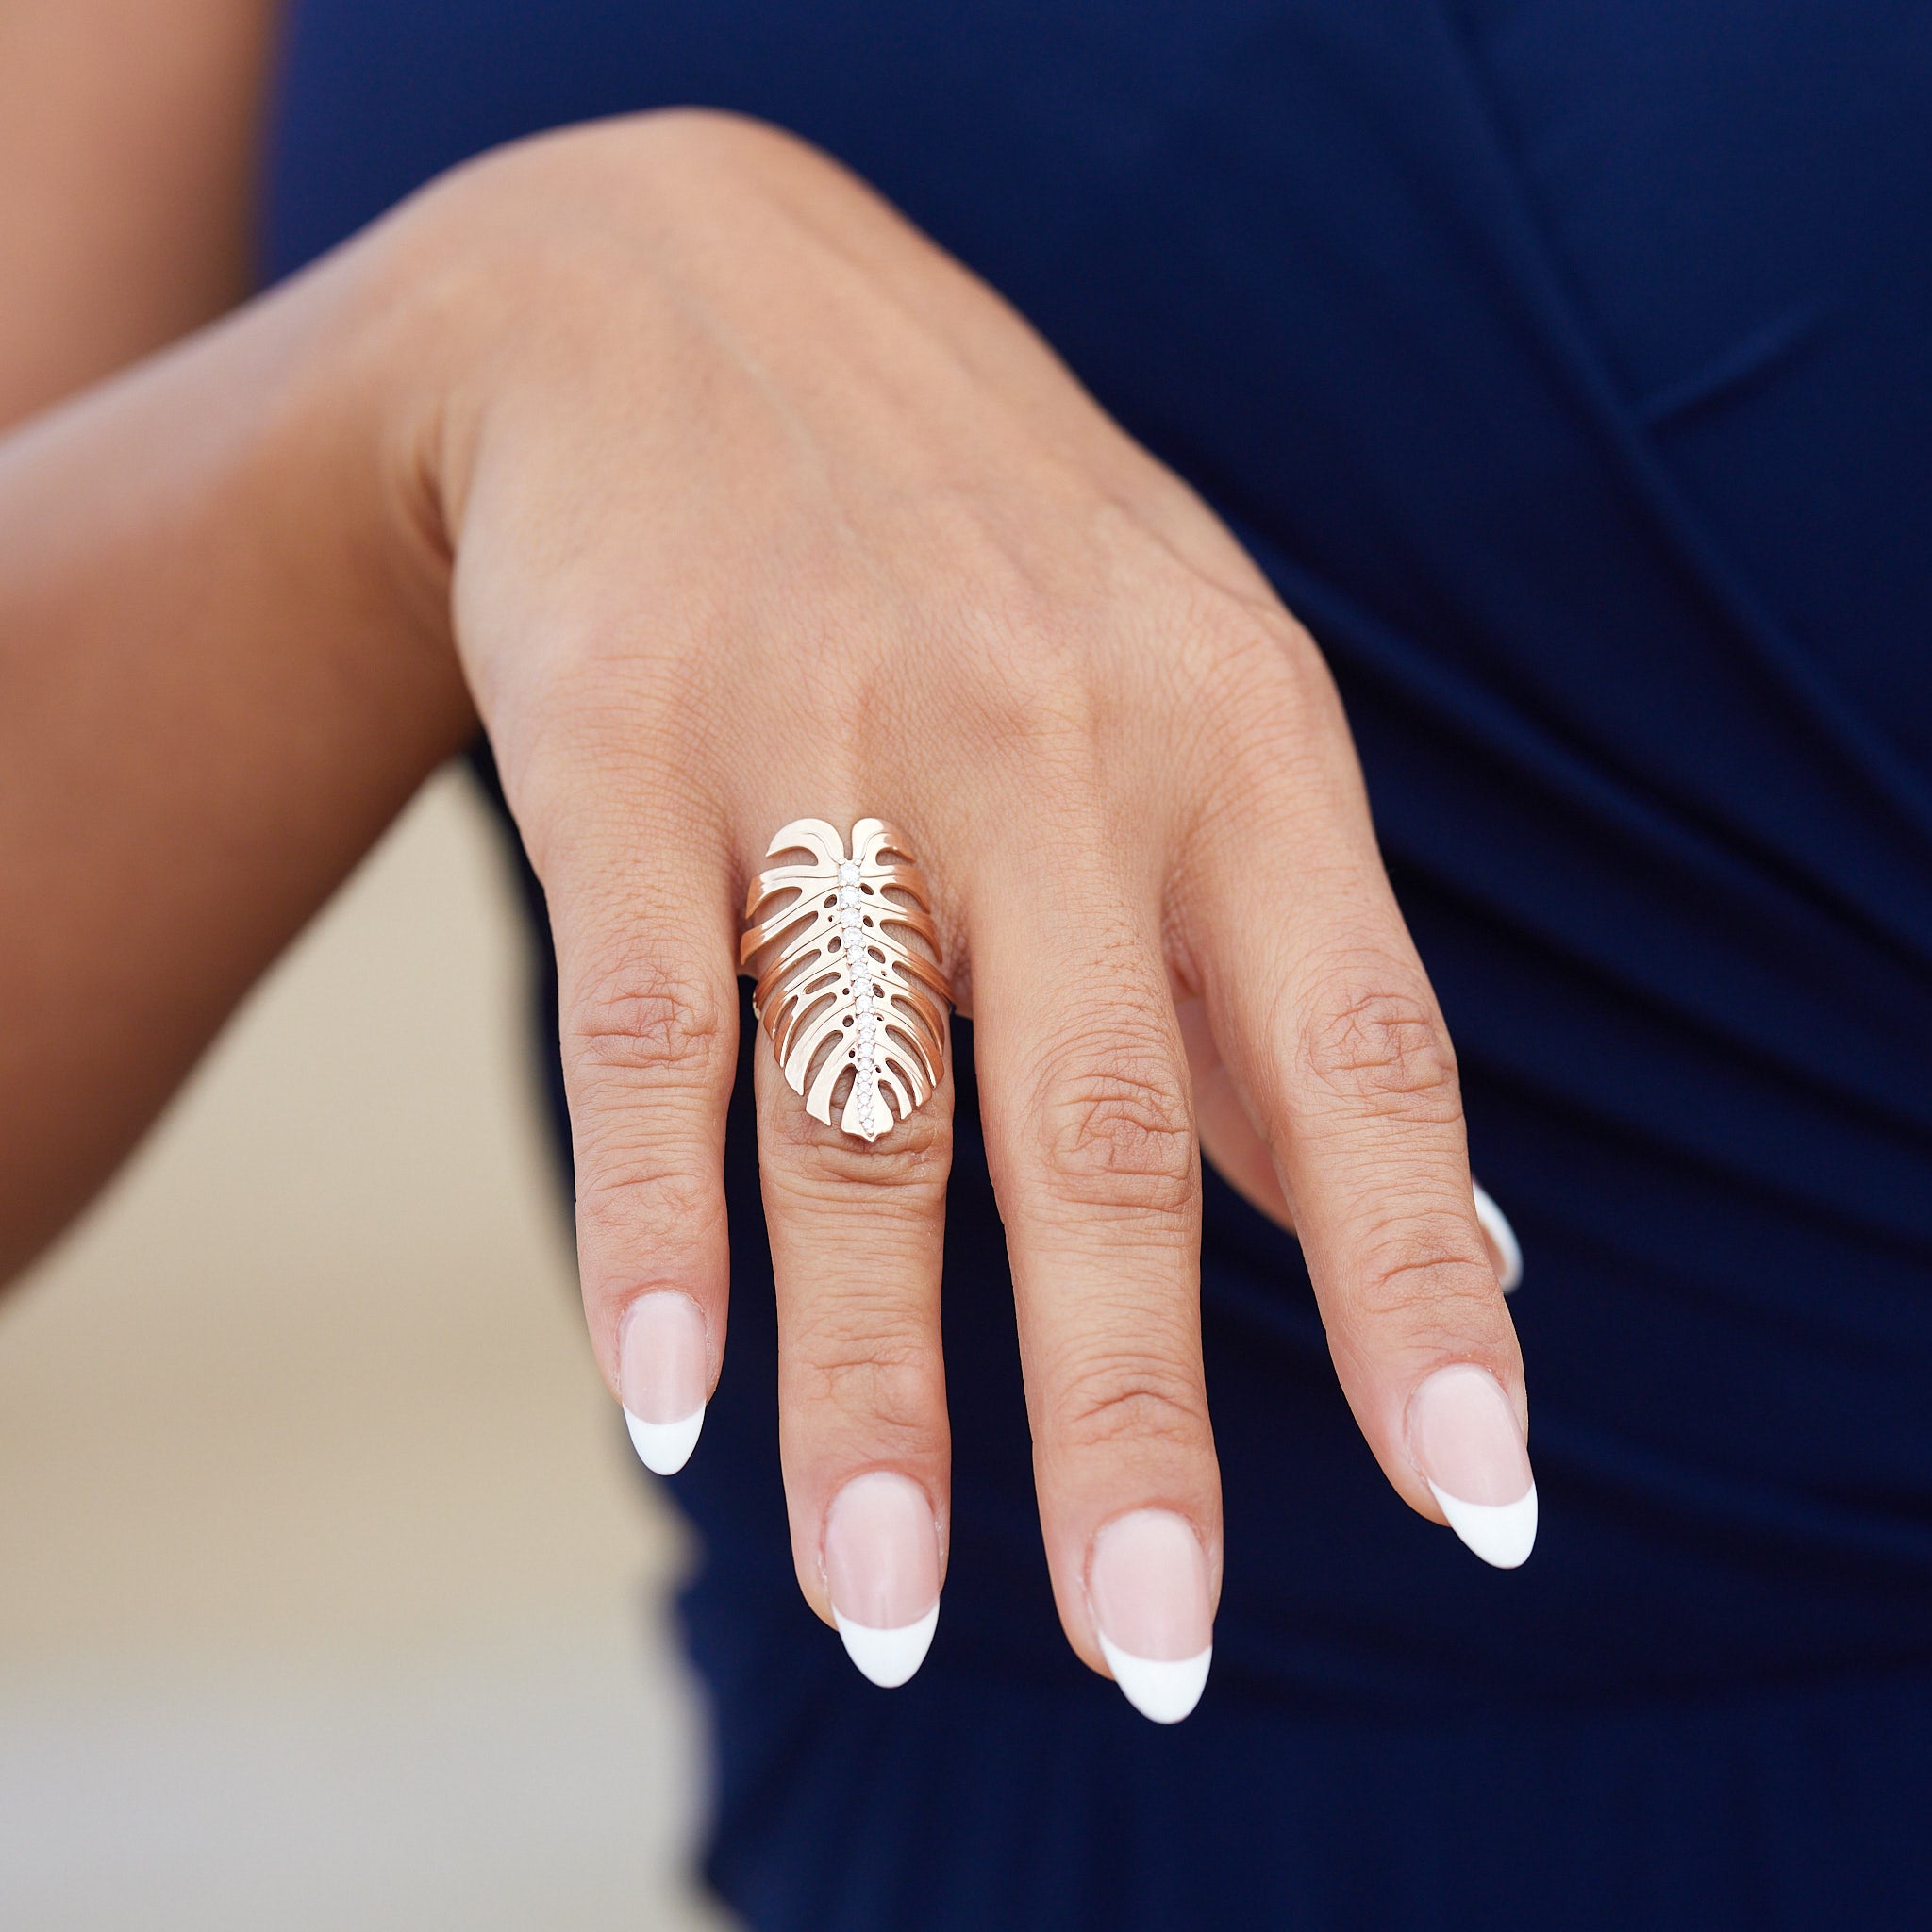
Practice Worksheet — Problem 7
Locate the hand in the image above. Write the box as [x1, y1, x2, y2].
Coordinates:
[371, 111, 1535, 1717]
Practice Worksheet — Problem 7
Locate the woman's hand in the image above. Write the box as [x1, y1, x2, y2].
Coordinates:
[0, 108, 1531, 1723]
[371, 113, 1536, 1717]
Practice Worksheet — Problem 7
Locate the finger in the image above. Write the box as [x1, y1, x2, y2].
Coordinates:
[971, 830, 1219, 1724]
[1184, 650, 1536, 1571]
[530, 756, 738, 1476]
[745, 820, 953, 1689]
[1181, 996, 1524, 1291]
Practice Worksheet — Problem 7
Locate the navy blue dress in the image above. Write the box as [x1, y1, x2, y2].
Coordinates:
[268, 5, 1932, 1925]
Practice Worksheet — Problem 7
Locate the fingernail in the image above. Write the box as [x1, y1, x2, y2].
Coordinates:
[824, 1472, 941, 1688]
[1472, 1181, 1524, 1291]
[1410, 1363, 1537, 1568]
[1088, 1509, 1213, 1724]
[619, 1292, 708, 1475]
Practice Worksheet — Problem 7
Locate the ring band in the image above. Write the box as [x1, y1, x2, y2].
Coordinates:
[741, 818, 953, 1142]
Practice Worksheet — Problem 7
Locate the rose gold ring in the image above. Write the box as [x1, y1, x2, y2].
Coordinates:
[740, 818, 953, 1142]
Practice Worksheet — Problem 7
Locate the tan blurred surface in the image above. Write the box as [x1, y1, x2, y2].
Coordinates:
[0, 768, 737, 1930]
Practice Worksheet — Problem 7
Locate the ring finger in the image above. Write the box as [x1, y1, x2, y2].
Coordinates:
[744, 817, 956, 1688]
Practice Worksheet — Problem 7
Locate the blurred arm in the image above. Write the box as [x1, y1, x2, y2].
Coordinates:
[0, 249, 475, 1283]
[0, 0, 277, 422]
[0, 10, 475, 1279]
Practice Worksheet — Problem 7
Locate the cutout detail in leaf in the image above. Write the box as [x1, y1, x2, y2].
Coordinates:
[741, 818, 951, 1141]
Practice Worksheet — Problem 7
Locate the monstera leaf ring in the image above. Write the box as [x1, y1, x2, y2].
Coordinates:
[740, 819, 953, 1142]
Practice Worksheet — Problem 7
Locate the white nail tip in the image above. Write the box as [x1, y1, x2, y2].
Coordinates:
[1473, 1181, 1524, 1292]
[834, 1602, 940, 1688]
[1429, 1479, 1538, 1569]
[1097, 1635, 1212, 1724]
[624, 1405, 705, 1475]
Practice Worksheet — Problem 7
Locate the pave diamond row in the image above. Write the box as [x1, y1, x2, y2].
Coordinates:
[837, 866, 879, 1135]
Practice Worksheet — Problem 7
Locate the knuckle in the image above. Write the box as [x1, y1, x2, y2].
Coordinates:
[1184, 590, 1337, 739]
[789, 1305, 941, 1442]
[1244, 601, 1343, 717]
[564, 951, 730, 1089]
[575, 1143, 717, 1254]
[977, 662, 1102, 774]
[954, 591, 1108, 762]
[1049, 1346, 1210, 1456]
[1033, 1020, 1197, 1224]
[765, 1088, 951, 1205]
[1298, 966, 1461, 1123]
[1346, 1208, 1500, 1332]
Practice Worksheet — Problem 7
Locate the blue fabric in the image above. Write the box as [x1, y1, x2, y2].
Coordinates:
[269, 4, 1932, 1924]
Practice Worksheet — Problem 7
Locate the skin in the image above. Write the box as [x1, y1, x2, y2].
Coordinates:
[0, 0, 275, 421]
[0, 20, 1525, 1689]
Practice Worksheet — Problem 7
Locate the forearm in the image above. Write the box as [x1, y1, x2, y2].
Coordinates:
[0, 0, 277, 422]
[0, 249, 471, 1279]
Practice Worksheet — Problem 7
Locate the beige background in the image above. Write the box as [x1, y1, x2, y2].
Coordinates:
[0, 768, 738, 1930]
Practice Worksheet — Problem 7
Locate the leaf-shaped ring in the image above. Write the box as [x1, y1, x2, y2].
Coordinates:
[740, 819, 953, 1143]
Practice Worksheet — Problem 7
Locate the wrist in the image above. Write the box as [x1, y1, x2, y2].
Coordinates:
[257, 218, 475, 753]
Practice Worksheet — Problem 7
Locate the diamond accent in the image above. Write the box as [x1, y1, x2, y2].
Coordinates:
[847, 890, 882, 1135]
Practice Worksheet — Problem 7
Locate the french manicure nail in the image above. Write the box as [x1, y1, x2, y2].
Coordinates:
[1088, 1509, 1213, 1724]
[824, 1471, 941, 1688]
[619, 1291, 708, 1475]
[1410, 1362, 1537, 1568]
[1472, 1181, 1524, 1292]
